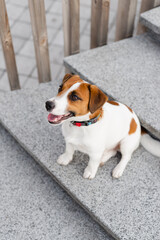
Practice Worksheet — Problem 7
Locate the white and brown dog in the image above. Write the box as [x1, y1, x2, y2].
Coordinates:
[45, 74, 160, 179]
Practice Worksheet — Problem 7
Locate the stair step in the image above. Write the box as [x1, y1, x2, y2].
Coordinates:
[64, 33, 160, 139]
[0, 124, 113, 240]
[140, 7, 160, 36]
[0, 83, 160, 240]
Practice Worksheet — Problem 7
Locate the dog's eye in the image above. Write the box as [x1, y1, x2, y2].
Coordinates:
[70, 93, 81, 101]
[58, 84, 63, 93]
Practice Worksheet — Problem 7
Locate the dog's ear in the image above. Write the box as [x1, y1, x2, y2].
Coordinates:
[62, 73, 73, 84]
[88, 85, 108, 113]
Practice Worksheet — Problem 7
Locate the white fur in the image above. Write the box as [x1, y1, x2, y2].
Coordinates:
[141, 134, 160, 157]
[49, 81, 159, 179]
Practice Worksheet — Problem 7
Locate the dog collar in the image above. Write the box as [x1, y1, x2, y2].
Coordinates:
[71, 114, 101, 127]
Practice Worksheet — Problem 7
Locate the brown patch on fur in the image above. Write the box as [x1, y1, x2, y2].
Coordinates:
[89, 108, 103, 120]
[125, 104, 133, 113]
[88, 85, 108, 113]
[67, 83, 90, 116]
[62, 73, 73, 84]
[129, 118, 137, 135]
[57, 75, 83, 97]
[141, 126, 147, 135]
[108, 101, 119, 106]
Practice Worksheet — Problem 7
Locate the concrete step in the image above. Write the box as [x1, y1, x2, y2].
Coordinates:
[0, 83, 160, 240]
[0, 124, 113, 240]
[64, 33, 160, 139]
[140, 6, 160, 41]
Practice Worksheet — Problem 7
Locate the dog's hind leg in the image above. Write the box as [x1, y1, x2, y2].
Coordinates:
[100, 149, 117, 167]
[112, 153, 132, 178]
[57, 142, 74, 166]
[112, 132, 140, 178]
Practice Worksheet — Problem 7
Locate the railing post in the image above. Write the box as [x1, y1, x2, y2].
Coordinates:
[115, 0, 137, 41]
[154, 0, 160, 6]
[137, 0, 155, 34]
[62, 0, 80, 57]
[28, 0, 51, 83]
[0, 0, 20, 90]
[90, 0, 110, 49]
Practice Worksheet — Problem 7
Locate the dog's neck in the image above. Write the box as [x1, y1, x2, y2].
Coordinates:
[71, 109, 103, 127]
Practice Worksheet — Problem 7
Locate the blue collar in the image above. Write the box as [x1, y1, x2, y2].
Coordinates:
[71, 114, 101, 127]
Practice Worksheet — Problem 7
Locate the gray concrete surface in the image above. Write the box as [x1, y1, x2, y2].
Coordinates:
[64, 33, 160, 139]
[0, 82, 160, 240]
[140, 6, 160, 35]
[0, 124, 113, 240]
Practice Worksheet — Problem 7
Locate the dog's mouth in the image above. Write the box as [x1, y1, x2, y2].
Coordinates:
[48, 112, 74, 124]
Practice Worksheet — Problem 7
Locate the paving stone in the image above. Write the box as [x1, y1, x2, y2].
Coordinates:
[9, 0, 28, 7]
[0, 125, 112, 240]
[83, 20, 91, 36]
[11, 21, 32, 39]
[0, 83, 160, 240]
[64, 33, 160, 139]
[45, 0, 54, 12]
[12, 36, 26, 54]
[0, 51, 6, 70]
[16, 55, 35, 75]
[52, 30, 64, 46]
[19, 40, 35, 58]
[6, 3, 24, 20]
[31, 63, 61, 82]
[23, 77, 39, 89]
[0, 72, 10, 91]
[58, 65, 65, 80]
[0, 72, 27, 91]
[0, 69, 4, 78]
[46, 13, 62, 29]
[19, 8, 31, 23]
[80, 5, 91, 20]
[47, 27, 58, 45]
[80, 34, 90, 51]
[80, 0, 91, 7]
[49, 45, 64, 64]
[80, 18, 89, 34]
[140, 6, 160, 35]
[50, 63, 62, 81]
[49, 1, 62, 15]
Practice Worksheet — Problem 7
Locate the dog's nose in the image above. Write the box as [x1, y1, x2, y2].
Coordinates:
[45, 101, 55, 111]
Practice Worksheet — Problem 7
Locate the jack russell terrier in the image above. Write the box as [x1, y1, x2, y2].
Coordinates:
[45, 74, 160, 179]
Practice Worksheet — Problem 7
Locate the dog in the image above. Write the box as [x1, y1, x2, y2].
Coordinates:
[45, 73, 160, 179]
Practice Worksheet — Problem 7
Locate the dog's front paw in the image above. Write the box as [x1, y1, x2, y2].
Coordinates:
[83, 166, 96, 179]
[57, 154, 71, 166]
[112, 165, 124, 178]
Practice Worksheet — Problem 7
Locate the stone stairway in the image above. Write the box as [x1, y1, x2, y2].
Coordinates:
[140, 6, 160, 42]
[0, 7, 160, 240]
[0, 125, 112, 240]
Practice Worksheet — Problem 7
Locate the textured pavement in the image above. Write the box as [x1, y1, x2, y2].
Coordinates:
[0, 0, 117, 92]
[0, 124, 113, 240]
[0, 81, 160, 240]
[64, 33, 160, 139]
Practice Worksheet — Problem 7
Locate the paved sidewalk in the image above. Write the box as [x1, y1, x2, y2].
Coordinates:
[0, 0, 117, 92]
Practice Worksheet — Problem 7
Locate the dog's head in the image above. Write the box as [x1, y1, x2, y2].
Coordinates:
[45, 74, 108, 124]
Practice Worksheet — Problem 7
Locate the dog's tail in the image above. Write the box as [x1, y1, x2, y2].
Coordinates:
[141, 126, 160, 157]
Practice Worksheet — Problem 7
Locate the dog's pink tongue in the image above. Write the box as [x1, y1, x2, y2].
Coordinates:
[48, 113, 57, 122]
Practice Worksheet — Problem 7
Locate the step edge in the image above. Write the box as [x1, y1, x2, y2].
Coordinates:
[140, 13, 160, 35]
[64, 60, 160, 141]
[0, 119, 118, 240]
